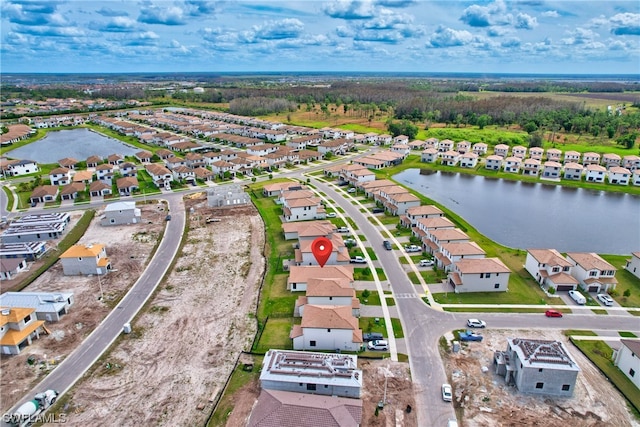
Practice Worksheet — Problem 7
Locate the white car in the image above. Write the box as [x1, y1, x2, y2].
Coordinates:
[405, 244, 422, 253]
[467, 319, 486, 328]
[326, 212, 337, 218]
[441, 383, 453, 402]
[347, 188, 357, 193]
[419, 259, 434, 267]
[367, 340, 389, 351]
[597, 293, 614, 306]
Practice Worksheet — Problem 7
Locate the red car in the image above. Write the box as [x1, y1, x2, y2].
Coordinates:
[545, 309, 563, 318]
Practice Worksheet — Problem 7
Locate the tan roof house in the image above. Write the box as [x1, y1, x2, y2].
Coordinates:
[60, 243, 111, 276]
[563, 162, 583, 180]
[447, 258, 511, 293]
[290, 305, 363, 352]
[0, 307, 46, 355]
[566, 252, 617, 293]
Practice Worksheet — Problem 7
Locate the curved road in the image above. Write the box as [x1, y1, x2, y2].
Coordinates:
[307, 175, 640, 426]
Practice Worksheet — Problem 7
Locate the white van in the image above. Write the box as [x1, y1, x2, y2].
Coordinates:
[568, 290, 586, 305]
[367, 340, 389, 351]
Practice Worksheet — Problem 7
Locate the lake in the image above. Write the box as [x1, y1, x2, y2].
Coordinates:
[394, 169, 640, 255]
[8, 128, 139, 163]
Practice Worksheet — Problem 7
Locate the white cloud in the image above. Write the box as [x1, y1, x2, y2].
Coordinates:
[541, 11, 559, 18]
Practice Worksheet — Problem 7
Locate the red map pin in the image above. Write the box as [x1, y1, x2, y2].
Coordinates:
[311, 236, 333, 267]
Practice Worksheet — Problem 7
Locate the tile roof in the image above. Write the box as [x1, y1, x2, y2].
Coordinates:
[455, 257, 511, 274]
[60, 243, 105, 258]
[301, 305, 359, 330]
[566, 252, 616, 271]
[527, 249, 572, 267]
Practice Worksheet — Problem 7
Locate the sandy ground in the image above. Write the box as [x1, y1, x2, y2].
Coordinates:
[1, 204, 164, 411]
[443, 329, 639, 427]
[61, 195, 265, 426]
[0, 196, 265, 427]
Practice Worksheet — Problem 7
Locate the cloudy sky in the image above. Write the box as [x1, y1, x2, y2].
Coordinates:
[1, 0, 639, 74]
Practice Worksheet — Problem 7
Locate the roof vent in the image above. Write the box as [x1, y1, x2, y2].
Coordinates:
[1, 308, 10, 316]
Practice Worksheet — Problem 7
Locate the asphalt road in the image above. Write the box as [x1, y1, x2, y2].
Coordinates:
[307, 175, 640, 427]
[1, 193, 185, 424]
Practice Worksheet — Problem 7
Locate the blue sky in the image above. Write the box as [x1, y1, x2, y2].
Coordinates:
[1, 0, 639, 74]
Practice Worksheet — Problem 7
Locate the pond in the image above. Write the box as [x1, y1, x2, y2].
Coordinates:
[394, 169, 640, 255]
[8, 128, 139, 163]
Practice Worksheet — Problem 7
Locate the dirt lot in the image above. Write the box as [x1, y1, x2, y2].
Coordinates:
[0, 195, 265, 427]
[1, 203, 164, 410]
[443, 329, 639, 427]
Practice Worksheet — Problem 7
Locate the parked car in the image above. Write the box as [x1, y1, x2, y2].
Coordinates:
[326, 212, 337, 218]
[363, 332, 384, 342]
[597, 293, 614, 306]
[568, 290, 586, 305]
[350, 256, 367, 264]
[338, 181, 349, 186]
[165, 214, 172, 221]
[459, 330, 483, 341]
[419, 259, 434, 267]
[367, 340, 389, 351]
[441, 383, 453, 402]
[404, 244, 422, 253]
[383, 240, 392, 250]
[372, 207, 384, 213]
[466, 319, 486, 328]
[545, 309, 563, 318]
[344, 238, 356, 246]
[336, 227, 349, 233]
[347, 188, 357, 193]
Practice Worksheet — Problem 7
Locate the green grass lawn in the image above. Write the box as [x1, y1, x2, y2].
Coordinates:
[2, 186, 15, 210]
[570, 339, 640, 416]
[357, 290, 382, 306]
[601, 255, 640, 308]
[253, 318, 293, 353]
[618, 331, 638, 338]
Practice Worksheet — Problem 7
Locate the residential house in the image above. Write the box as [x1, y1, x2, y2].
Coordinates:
[2, 159, 39, 176]
[438, 139, 454, 152]
[582, 152, 601, 166]
[386, 192, 421, 216]
[164, 156, 187, 170]
[625, 252, 640, 280]
[425, 228, 470, 254]
[295, 235, 350, 267]
[1, 223, 65, 243]
[399, 205, 444, 228]
[172, 166, 196, 184]
[459, 152, 479, 168]
[607, 166, 631, 185]
[290, 305, 363, 352]
[185, 152, 206, 168]
[247, 143, 278, 157]
[622, 155, 640, 171]
[247, 389, 362, 427]
[72, 170, 93, 184]
[0, 241, 48, 261]
[436, 242, 486, 272]
[503, 157, 522, 173]
[85, 155, 102, 168]
[456, 140, 471, 154]
[258, 349, 363, 398]
[294, 277, 359, 317]
[207, 184, 250, 208]
[485, 155, 503, 171]
[262, 182, 306, 197]
[602, 153, 621, 169]
[566, 252, 617, 293]
[49, 167, 72, 185]
[472, 142, 488, 156]
[318, 139, 352, 156]
[60, 182, 85, 200]
[546, 148, 562, 162]
[107, 153, 124, 165]
[494, 144, 509, 158]
[421, 148, 439, 163]
[408, 139, 426, 150]
[193, 167, 214, 182]
[359, 179, 396, 197]
[100, 201, 141, 226]
[119, 162, 137, 177]
[564, 150, 581, 164]
[440, 150, 460, 166]
[424, 137, 439, 150]
[58, 157, 79, 169]
[512, 146, 527, 159]
[116, 177, 139, 196]
[210, 160, 236, 177]
[0, 291, 74, 322]
[135, 150, 153, 163]
[613, 340, 640, 390]
[30, 185, 59, 204]
[0, 258, 28, 280]
[89, 181, 111, 198]
[0, 307, 46, 355]
[413, 216, 456, 243]
[393, 135, 409, 145]
[376, 134, 392, 145]
[390, 143, 411, 158]
[287, 265, 353, 292]
[447, 258, 511, 293]
[563, 162, 583, 180]
[529, 147, 544, 160]
[95, 163, 115, 184]
[522, 158, 541, 176]
[156, 148, 174, 160]
[541, 161, 562, 179]
[494, 338, 580, 396]
[585, 164, 607, 183]
[283, 196, 324, 222]
[525, 249, 577, 292]
[145, 163, 173, 189]
[281, 221, 335, 242]
[60, 243, 111, 275]
[633, 170, 640, 186]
